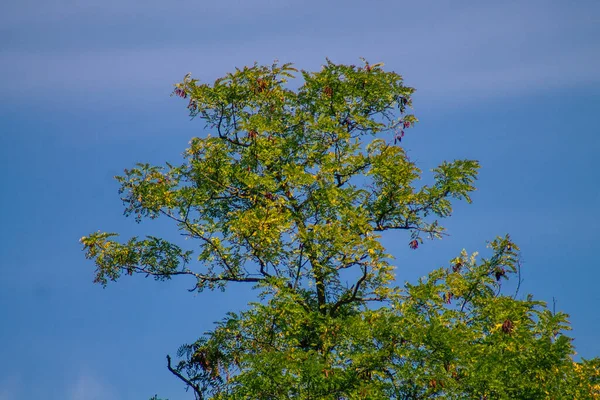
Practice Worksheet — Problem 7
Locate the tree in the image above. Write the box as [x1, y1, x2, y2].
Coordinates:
[81, 60, 600, 399]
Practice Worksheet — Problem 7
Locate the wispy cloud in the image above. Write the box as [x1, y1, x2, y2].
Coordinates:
[0, 375, 20, 400]
[0, 1, 598, 104]
[67, 371, 117, 400]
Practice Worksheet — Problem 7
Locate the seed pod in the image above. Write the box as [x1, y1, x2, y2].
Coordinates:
[255, 78, 268, 93]
[494, 267, 506, 281]
[452, 260, 463, 273]
[502, 319, 514, 334]
[444, 292, 453, 304]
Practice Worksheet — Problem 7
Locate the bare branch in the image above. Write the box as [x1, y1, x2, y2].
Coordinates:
[166, 355, 204, 400]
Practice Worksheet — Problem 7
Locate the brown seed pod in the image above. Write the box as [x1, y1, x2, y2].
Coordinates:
[494, 267, 506, 281]
[444, 292, 453, 304]
[452, 260, 463, 273]
[502, 319, 514, 334]
[191, 349, 209, 370]
[255, 78, 268, 93]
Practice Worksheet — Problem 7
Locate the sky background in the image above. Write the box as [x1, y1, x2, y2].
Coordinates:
[1, 0, 599, 399]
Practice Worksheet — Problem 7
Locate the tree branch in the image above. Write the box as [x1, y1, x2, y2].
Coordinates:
[166, 355, 204, 400]
[330, 264, 369, 317]
[128, 265, 263, 285]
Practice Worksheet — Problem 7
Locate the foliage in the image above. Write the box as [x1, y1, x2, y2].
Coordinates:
[81, 60, 599, 399]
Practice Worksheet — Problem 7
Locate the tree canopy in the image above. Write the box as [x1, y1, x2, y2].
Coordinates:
[81, 59, 600, 399]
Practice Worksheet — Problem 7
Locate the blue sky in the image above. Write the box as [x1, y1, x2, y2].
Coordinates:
[1, 0, 599, 398]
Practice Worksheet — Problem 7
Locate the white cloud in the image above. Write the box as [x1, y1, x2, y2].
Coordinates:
[0, 1, 598, 104]
[67, 371, 117, 400]
[0, 375, 20, 400]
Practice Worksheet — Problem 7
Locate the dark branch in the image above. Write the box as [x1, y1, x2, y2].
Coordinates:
[215, 104, 250, 147]
[330, 264, 369, 317]
[166, 355, 204, 400]
[128, 265, 263, 284]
